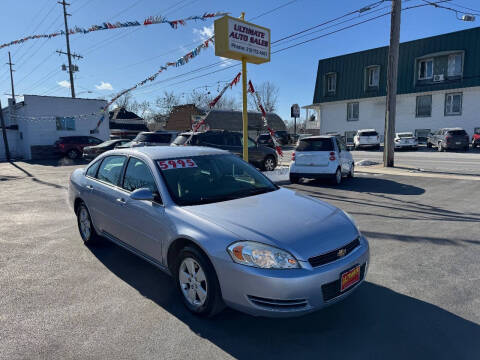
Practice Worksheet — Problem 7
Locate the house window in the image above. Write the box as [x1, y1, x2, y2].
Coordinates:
[326, 73, 336, 93]
[447, 54, 462, 77]
[445, 93, 462, 115]
[56, 116, 75, 130]
[416, 95, 432, 117]
[418, 59, 433, 80]
[367, 66, 380, 87]
[347, 102, 359, 121]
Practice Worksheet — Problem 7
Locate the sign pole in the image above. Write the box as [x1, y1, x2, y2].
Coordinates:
[239, 12, 248, 162]
[242, 57, 248, 161]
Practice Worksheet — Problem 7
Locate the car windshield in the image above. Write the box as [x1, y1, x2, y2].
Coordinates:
[398, 133, 414, 138]
[448, 130, 467, 136]
[172, 135, 190, 145]
[359, 131, 378, 136]
[296, 138, 334, 151]
[158, 154, 278, 206]
[98, 140, 118, 147]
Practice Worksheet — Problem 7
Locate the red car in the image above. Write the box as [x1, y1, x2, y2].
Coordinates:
[54, 136, 103, 159]
[472, 127, 480, 148]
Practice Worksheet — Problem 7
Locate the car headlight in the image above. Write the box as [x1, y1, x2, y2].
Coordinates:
[342, 210, 361, 235]
[227, 241, 299, 269]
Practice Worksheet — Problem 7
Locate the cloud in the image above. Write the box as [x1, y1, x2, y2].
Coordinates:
[95, 81, 113, 90]
[193, 24, 214, 40]
[57, 80, 70, 88]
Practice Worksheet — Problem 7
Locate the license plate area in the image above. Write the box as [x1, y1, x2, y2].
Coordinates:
[340, 265, 361, 292]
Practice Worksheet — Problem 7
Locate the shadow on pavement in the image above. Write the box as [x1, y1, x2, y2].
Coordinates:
[301, 176, 425, 195]
[89, 241, 480, 360]
[7, 161, 67, 189]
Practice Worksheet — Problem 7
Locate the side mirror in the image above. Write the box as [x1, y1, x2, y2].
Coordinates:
[130, 188, 155, 201]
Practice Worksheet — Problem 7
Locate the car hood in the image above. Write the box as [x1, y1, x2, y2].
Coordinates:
[182, 188, 359, 261]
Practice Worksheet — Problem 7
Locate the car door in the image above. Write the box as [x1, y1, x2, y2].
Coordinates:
[86, 155, 128, 238]
[117, 157, 170, 262]
[240, 134, 264, 164]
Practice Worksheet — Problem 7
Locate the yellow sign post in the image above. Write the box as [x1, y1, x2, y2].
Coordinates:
[214, 14, 270, 162]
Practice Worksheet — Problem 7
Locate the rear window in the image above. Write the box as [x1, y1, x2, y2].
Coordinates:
[398, 133, 413, 138]
[135, 133, 172, 143]
[296, 138, 334, 151]
[448, 130, 467, 136]
[359, 131, 378, 136]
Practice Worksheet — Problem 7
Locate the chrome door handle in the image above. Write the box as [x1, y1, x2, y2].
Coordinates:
[86, 185, 94, 190]
[116, 197, 126, 205]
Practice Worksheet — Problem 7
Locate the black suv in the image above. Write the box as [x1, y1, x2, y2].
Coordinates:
[427, 128, 469, 152]
[173, 130, 278, 171]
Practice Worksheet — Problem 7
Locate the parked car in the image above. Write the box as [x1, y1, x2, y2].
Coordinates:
[295, 133, 313, 146]
[414, 129, 431, 144]
[289, 135, 354, 185]
[69, 146, 369, 317]
[256, 133, 275, 149]
[353, 129, 380, 150]
[273, 130, 290, 145]
[128, 131, 179, 148]
[172, 130, 278, 171]
[54, 136, 103, 159]
[344, 131, 356, 149]
[394, 132, 418, 150]
[427, 128, 469, 152]
[472, 127, 480, 148]
[82, 139, 130, 160]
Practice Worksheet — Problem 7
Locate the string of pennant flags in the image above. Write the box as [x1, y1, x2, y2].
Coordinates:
[0, 12, 227, 50]
[248, 80, 283, 157]
[89, 35, 216, 132]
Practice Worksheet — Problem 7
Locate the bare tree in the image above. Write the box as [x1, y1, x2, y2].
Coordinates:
[248, 81, 279, 113]
[187, 89, 211, 108]
[155, 91, 181, 116]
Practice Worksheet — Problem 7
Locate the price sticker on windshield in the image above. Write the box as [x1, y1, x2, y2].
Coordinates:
[158, 159, 197, 170]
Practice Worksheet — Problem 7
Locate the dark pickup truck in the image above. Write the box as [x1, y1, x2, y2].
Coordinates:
[427, 128, 469, 152]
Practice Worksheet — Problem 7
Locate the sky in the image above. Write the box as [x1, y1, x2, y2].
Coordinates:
[0, 0, 479, 121]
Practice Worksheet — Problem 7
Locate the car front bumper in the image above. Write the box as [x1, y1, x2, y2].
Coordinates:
[213, 236, 370, 317]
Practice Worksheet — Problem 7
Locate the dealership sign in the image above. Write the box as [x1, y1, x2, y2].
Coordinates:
[214, 15, 270, 64]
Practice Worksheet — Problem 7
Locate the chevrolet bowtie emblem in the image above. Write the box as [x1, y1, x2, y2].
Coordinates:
[337, 248, 347, 258]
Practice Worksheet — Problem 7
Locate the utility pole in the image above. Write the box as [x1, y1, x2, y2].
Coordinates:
[58, 0, 75, 98]
[383, 0, 401, 167]
[7, 52, 15, 104]
[0, 100, 11, 161]
[240, 12, 248, 162]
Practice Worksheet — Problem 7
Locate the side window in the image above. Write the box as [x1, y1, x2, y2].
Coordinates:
[123, 158, 158, 193]
[202, 133, 224, 146]
[97, 156, 126, 186]
[226, 133, 242, 146]
[240, 136, 256, 148]
[89, 137, 102, 144]
[86, 160, 101, 178]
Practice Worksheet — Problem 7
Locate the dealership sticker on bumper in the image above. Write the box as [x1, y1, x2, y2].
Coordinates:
[340, 265, 360, 292]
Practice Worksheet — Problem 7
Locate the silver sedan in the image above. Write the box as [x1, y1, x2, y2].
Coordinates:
[69, 146, 369, 317]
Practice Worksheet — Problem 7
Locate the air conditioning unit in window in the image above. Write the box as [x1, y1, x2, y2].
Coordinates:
[433, 74, 444, 82]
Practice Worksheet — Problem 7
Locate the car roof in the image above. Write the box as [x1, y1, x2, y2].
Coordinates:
[396, 132, 413, 135]
[357, 129, 377, 132]
[116, 145, 228, 160]
[442, 127, 465, 131]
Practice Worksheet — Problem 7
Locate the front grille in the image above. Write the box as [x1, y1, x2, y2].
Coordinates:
[247, 295, 308, 310]
[322, 263, 366, 302]
[308, 237, 360, 268]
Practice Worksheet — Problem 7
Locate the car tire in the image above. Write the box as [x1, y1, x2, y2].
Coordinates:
[262, 156, 276, 171]
[438, 142, 443, 152]
[464, 146, 469, 152]
[175, 246, 224, 318]
[289, 173, 300, 184]
[67, 149, 80, 159]
[332, 167, 342, 185]
[348, 164, 354, 178]
[76, 202, 100, 245]
[427, 142, 432, 148]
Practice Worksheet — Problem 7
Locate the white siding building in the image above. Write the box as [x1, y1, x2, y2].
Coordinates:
[1, 95, 109, 160]
[306, 27, 480, 140]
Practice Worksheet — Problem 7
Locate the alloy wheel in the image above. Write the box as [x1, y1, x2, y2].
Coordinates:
[179, 257, 208, 308]
[79, 207, 91, 241]
[264, 157, 275, 171]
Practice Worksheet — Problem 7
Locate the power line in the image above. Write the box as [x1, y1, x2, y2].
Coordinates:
[248, 0, 299, 21]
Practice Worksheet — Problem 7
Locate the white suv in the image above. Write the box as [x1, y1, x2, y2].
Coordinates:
[354, 129, 380, 150]
[289, 135, 354, 185]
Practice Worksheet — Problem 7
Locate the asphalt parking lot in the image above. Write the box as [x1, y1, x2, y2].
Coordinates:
[1, 158, 480, 359]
